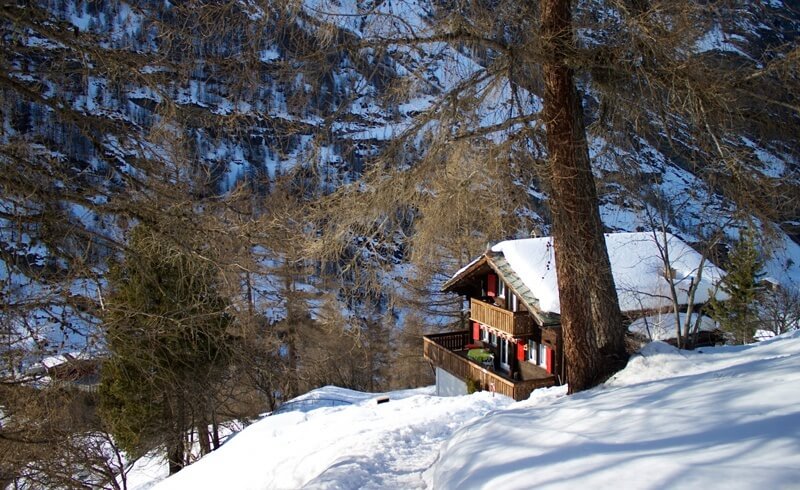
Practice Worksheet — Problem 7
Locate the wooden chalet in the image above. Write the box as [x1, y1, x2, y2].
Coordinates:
[424, 232, 728, 401]
[32, 353, 102, 393]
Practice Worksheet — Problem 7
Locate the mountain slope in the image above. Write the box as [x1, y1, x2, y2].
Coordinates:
[3, 1, 799, 360]
[144, 332, 800, 489]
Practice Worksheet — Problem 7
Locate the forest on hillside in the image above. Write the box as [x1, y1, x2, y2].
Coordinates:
[1, 0, 799, 486]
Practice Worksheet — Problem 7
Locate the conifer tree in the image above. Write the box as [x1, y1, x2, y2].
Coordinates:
[708, 230, 765, 344]
[99, 224, 233, 474]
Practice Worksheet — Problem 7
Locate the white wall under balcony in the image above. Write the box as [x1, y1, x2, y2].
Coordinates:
[435, 367, 467, 397]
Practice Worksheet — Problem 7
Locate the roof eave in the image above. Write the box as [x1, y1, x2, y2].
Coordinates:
[442, 251, 563, 327]
[441, 254, 489, 292]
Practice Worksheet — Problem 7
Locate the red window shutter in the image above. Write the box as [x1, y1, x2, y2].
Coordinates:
[516, 341, 525, 361]
[546, 347, 555, 374]
[487, 273, 497, 297]
[472, 321, 481, 341]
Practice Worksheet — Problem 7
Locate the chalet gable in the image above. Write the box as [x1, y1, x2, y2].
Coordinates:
[442, 252, 559, 326]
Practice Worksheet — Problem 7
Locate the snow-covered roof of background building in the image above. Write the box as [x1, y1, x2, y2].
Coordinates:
[488, 232, 727, 315]
[628, 312, 719, 341]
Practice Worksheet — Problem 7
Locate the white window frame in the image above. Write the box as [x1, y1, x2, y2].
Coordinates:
[481, 326, 489, 343]
[538, 343, 548, 368]
[499, 338, 510, 371]
[497, 280, 506, 298]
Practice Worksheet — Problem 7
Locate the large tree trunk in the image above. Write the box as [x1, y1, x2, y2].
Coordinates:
[540, 0, 626, 393]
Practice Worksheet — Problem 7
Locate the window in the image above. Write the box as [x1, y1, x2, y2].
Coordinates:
[481, 326, 489, 342]
[538, 343, 547, 368]
[489, 331, 497, 346]
[499, 338, 510, 371]
[510, 293, 518, 312]
[498, 280, 506, 298]
[527, 339, 537, 363]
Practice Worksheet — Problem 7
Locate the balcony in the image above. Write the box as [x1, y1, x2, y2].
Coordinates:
[423, 331, 556, 401]
[470, 298, 534, 336]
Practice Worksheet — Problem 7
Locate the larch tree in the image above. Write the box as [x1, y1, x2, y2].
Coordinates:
[304, 0, 630, 392]
[539, 0, 625, 390]
[298, 0, 797, 391]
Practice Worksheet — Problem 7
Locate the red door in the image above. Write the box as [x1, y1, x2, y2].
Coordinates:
[546, 347, 555, 374]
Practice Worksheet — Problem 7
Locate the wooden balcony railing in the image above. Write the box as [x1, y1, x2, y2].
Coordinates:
[423, 331, 555, 401]
[470, 298, 534, 336]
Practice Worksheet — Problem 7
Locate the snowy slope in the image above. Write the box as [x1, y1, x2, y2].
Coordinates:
[145, 332, 800, 490]
[150, 386, 512, 490]
[432, 334, 800, 489]
[4, 0, 798, 364]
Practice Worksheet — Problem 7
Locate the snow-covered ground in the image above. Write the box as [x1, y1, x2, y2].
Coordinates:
[142, 332, 800, 489]
[146, 387, 512, 490]
[433, 335, 800, 489]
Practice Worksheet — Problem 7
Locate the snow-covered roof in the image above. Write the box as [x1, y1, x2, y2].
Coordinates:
[628, 312, 719, 341]
[754, 329, 778, 342]
[489, 232, 727, 315]
[38, 352, 93, 370]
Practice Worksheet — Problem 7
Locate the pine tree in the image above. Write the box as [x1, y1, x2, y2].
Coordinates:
[708, 230, 765, 344]
[99, 224, 233, 474]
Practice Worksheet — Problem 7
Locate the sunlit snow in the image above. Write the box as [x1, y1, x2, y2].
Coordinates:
[491, 232, 727, 314]
[139, 332, 800, 490]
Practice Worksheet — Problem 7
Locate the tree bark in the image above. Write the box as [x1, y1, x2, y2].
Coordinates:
[167, 439, 184, 475]
[211, 407, 220, 451]
[167, 394, 186, 475]
[197, 421, 211, 456]
[540, 0, 626, 393]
